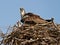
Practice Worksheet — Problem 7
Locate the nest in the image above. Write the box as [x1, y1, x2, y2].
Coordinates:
[2, 21, 60, 45]
[0, 8, 60, 45]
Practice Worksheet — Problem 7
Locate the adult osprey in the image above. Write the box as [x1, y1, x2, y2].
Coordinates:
[20, 8, 52, 25]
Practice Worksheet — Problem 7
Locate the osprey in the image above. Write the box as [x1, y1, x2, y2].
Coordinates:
[20, 8, 53, 25]
[20, 8, 26, 19]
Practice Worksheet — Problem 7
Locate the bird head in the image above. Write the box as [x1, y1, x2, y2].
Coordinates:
[20, 8, 26, 18]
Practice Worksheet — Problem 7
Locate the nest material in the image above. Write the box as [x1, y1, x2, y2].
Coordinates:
[2, 21, 60, 45]
[0, 8, 60, 45]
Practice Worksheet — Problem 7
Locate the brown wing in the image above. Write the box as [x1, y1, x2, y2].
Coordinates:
[21, 13, 47, 24]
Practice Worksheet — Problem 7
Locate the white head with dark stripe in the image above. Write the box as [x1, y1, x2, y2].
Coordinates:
[20, 8, 26, 18]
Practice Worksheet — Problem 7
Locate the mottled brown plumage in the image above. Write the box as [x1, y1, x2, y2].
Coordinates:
[20, 8, 48, 25]
[21, 13, 48, 24]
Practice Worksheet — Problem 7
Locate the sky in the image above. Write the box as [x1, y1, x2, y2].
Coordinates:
[0, 0, 60, 33]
